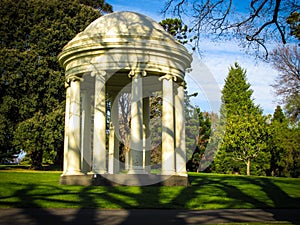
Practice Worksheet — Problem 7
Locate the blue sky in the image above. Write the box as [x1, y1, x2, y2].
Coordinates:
[106, 0, 279, 115]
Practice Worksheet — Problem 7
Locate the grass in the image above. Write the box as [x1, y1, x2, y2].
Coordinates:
[0, 170, 299, 210]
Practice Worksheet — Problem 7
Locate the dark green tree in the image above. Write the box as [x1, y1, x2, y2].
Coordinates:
[184, 92, 199, 162]
[287, 11, 300, 40]
[268, 105, 287, 176]
[273, 105, 286, 122]
[221, 63, 259, 116]
[186, 109, 212, 172]
[0, 0, 112, 168]
[13, 108, 64, 169]
[282, 124, 300, 177]
[214, 63, 270, 176]
[268, 106, 300, 177]
[159, 18, 197, 48]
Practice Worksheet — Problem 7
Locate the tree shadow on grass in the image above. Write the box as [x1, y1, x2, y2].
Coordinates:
[0, 174, 299, 224]
[188, 175, 269, 208]
[111, 174, 300, 224]
[189, 174, 300, 208]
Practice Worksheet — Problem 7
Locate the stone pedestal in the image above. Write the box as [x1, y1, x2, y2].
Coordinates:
[60, 174, 190, 186]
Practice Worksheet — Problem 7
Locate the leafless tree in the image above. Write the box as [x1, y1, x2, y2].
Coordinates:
[118, 93, 131, 163]
[162, 0, 300, 58]
[270, 45, 300, 121]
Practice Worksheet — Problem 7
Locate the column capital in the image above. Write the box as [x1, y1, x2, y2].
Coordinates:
[159, 74, 177, 82]
[65, 74, 83, 88]
[178, 81, 187, 89]
[186, 68, 192, 73]
[91, 70, 106, 78]
[68, 74, 83, 82]
[65, 81, 70, 88]
[128, 70, 147, 79]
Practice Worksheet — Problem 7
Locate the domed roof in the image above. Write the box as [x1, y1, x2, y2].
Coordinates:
[58, 11, 192, 79]
[83, 11, 175, 40]
[61, 11, 181, 51]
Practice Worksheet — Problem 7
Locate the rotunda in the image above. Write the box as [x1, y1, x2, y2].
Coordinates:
[58, 11, 192, 186]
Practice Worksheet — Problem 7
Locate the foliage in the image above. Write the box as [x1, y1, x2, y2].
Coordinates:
[13, 108, 64, 169]
[0, 0, 112, 167]
[159, 18, 197, 49]
[214, 63, 270, 176]
[78, 0, 113, 13]
[268, 106, 286, 176]
[282, 124, 300, 177]
[223, 109, 270, 176]
[269, 45, 300, 122]
[162, 0, 299, 57]
[186, 109, 212, 172]
[268, 106, 300, 177]
[149, 94, 163, 166]
[184, 94, 199, 161]
[272, 105, 286, 122]
[221, 63, 260, 116]
[287, 11, 300, 40]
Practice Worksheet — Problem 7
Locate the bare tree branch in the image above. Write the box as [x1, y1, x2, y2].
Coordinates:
[162, 0, 299, 58]
[270, 45, 300, 121]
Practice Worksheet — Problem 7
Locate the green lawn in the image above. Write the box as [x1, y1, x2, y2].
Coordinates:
[0, 170, 299, 209]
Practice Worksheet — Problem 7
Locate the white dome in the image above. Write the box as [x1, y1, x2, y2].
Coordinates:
[58, 11, 192, 79]
[84, 11, 175, 40]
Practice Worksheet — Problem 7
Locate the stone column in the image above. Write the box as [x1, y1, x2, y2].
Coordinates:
[63, 83, 71, 174]
[67, 77, 82, 175]
[160, 74, 175, 175]
[81, 89, 92, 173]
[128, 70, 146, 174]
[92, 71, 107, 174]
[175, 82, 186, 175]
[108, 94, 120, 174]
[143, 97, 151, 173]
[125, 151, 130, 171]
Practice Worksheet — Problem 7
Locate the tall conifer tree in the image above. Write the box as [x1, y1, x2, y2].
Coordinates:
[214, 63, 270, 175]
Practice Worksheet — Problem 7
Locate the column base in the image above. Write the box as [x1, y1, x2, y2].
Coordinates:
[91, 170, 107, 174]
[161, 170, 176, 175]
[60, 174, 91, 186]
[128, 169, 148, 174]
[62, 170, 84, 176]
[176, 172, 188, 177]
[60, 174, 190, 186]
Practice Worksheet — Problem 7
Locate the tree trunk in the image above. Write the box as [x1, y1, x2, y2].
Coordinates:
[30, 149, 43, 170]
[246, 158, 251, 176]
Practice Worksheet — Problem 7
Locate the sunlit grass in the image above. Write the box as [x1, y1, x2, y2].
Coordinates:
[0, 170, 299, 209]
